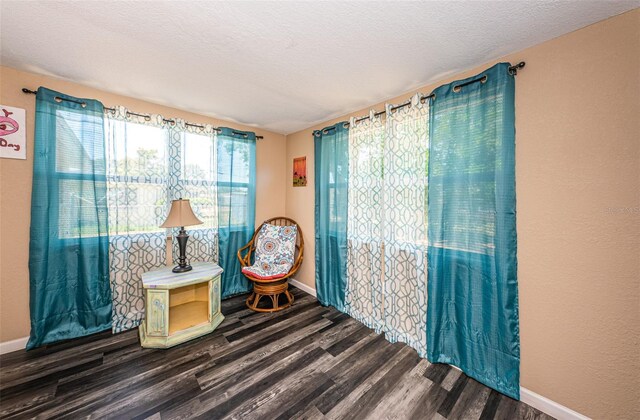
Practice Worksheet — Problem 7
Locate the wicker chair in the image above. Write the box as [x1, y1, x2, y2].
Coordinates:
[237, 217, 304, 312]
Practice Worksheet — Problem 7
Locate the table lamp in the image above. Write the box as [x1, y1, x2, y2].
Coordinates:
[160, 198, 203, 273]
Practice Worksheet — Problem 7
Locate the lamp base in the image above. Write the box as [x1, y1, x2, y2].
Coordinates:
[172, 264, 193, 273]
[172, 227, 192, 274]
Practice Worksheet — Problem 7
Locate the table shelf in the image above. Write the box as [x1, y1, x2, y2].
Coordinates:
[169, 300, 209, 335]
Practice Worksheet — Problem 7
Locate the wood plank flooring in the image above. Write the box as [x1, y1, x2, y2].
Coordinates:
[0, 287, 553, 420]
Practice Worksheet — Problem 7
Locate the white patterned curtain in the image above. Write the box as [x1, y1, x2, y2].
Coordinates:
[168, 120, 219, 264]
[345, 94, 429, 357]
[345, 111, 385, 333]
[382, 94, 428, 356]
[105, 106, 170, 333]
[105, 110, 219, 333]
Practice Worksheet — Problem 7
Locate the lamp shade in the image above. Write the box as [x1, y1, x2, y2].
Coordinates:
[160, 199, 203, 228]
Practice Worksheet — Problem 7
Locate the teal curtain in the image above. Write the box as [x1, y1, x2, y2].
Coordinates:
[217, 127, 256, 298]
[314, 122, 349, 311]
[426, 63, 520, 399]
[28, 87, 112, 349]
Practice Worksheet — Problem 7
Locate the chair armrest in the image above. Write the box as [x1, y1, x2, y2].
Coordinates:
[237, 242, 253, 267]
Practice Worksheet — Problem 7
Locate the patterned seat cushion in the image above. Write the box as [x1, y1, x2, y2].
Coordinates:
[242, 224, 297, 280]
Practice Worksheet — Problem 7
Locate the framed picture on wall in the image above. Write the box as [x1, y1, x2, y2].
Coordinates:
[293, 156, 307, 187]
[0, 105, 26, 160]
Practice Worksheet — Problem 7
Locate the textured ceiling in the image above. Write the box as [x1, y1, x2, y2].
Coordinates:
[1, 1, 638, 134]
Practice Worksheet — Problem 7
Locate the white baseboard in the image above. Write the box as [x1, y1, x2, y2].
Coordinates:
[520, 387, 590, 420]
[0, 336, 28, 355]
[289, 278, 317, 297]
[447, 364, 589, 419]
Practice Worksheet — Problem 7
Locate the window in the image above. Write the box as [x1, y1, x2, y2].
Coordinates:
[60, 111, 255, 240]
[105, 119, 169, 236]
[216, 134, 252, 228]
[181, 132, 217, 229]
[428, 93, 500, 256]
[56, 109, 108, 239]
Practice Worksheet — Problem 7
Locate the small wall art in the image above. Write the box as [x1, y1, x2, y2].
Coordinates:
[0, 105, 26, 160]
[293, 156, 307, 187]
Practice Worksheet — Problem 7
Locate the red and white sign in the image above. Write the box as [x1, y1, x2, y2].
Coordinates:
[0, 105, 26, 160]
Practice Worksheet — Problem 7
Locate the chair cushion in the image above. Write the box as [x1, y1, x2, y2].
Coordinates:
[242, 263, 292, 280]
[242, 223, 297, 280]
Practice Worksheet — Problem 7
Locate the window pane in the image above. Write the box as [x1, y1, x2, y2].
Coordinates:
[384, 104, 429, 247]
[105, 118, 169, 236]
[217, 185, 249, 227]
[184, 184, 217, 229]
[107, 181, 168, 235]
[106, 121, 168, 179]
[56, 109, 106, 175]
[183, 132, 215, 182]
[58, 179, 108, 238]
[429, 93, 500, 255]
[217, 136, 250, 183]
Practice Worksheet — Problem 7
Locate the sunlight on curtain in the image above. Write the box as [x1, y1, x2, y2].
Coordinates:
[168, 120, 219, 265]
[346, 94, 429, 356]
[105, 106, 170, 333]
[345, 111, 385, 332]
[382, 94, 429, 356]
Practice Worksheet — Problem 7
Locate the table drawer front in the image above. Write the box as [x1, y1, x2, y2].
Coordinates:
[147, 290, 169, 336]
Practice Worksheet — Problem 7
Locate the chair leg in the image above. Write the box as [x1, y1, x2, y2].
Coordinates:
[285, 289, 294, 305]
[246, 291, 255, 304]
[254, 293, 265, 310]
[246, 292, 265, 311]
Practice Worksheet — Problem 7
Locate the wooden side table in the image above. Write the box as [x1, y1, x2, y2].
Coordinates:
[139, 262, 224, 349]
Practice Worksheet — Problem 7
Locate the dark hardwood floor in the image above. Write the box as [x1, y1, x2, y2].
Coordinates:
[0, 287, 553, 420]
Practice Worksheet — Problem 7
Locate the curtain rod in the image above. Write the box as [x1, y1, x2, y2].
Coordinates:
[20, 88, 264, 140]
[319, 61, 526, 134]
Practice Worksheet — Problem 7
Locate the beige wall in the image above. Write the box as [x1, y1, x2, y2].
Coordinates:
[286, 9, 639, 420]
[0, 66, 287, 343]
